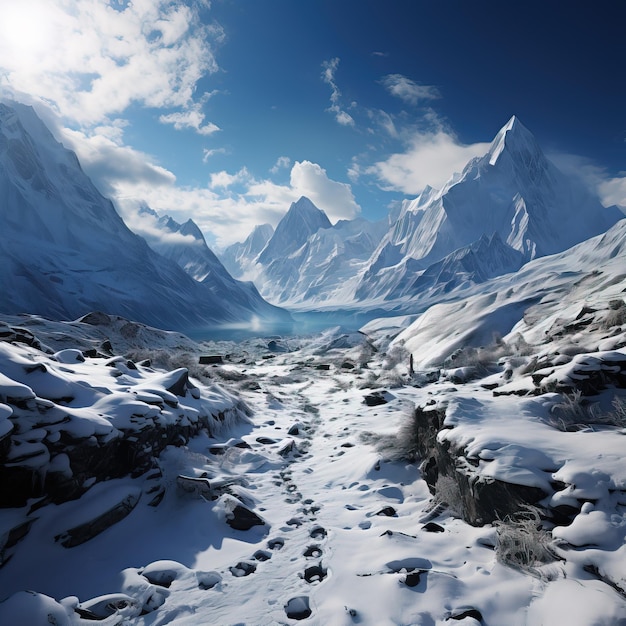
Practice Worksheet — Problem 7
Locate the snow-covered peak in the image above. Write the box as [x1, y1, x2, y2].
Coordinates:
[177, 218, 205, 242]
[487, 115, 542, 167]
[257, 196, 331, 265]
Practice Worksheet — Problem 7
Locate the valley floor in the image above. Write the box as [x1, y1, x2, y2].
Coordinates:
[0, 329, 625, 625]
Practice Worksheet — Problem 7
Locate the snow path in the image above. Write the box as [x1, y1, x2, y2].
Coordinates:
[138, 356, 540, 626]
[1, 342, 624, 625]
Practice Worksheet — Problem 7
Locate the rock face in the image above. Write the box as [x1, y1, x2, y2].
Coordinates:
[0, 322, 249, 510]
[412, 403, 547, 526]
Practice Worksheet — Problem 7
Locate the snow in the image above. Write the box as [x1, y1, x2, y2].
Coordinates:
[0, 312, 624, 625]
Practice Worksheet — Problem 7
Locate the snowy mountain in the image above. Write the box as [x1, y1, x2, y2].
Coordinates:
[355, 116, 623, 304]
[259, 215, 387, 305]
[0, 101, 289, 331]
[222, 197, 387, 306]
[258, 196, 332, 266]
[139, 210, 278, 315]
[220, 223, 274, 279]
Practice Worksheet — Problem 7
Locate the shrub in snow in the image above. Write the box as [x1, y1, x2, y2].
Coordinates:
[549, 390, 626, 431]
[433, 474, 464, 518]
[602, 299, 626, 330]
[494, 506, 557, 575]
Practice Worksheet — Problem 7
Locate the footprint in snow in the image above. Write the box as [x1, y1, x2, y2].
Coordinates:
[303, 545, 322, 558]
[229, 561, 256, 577]
[309, 525, 327, 539]
[267, 537, 285, 550]
[301, 563, 327, 584]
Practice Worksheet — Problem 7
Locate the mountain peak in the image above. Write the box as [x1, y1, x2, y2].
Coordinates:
[258, 197, 331, 264]
[488, 115, 541, 166]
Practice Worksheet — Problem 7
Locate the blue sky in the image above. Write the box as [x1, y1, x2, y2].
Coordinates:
[0, 0, 624, 247]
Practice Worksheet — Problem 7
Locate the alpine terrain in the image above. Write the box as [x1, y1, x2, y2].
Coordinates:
[0, 101, 290, 332]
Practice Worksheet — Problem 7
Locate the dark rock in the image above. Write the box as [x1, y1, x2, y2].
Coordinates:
[288, 424, 300, 436]
[315, 363, 331, 371]
[256, 436, 277, 445]
[227, 505, 265, 531]
[376, 506, 397, 517]
[363, 391, 390, 406]
[448, 608, 483, 622]
[412, 404, 548, 525]
[341, 361, 355, 369]
[100, 340, 113, 355]
[229, 561, 256, 577]
[199, 355, 223, 365]
[422, 522, 445, 533]
[404, 571, 424, 587]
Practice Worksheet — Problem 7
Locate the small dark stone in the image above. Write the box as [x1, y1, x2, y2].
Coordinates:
[422, 522, 445, 533]
[256, 436, 277, 445]
[227, 505, 265, 531]
[449, 608, 483, 622]
[315, 364, 331, 371]
[363, 392, 388, 407]
[404, 571, 423, 587]
[288, 424, 300, 435]
[199, 355, 223, 365]
[376, 506, 397, 517]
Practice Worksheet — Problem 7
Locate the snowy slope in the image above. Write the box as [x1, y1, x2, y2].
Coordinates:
[259, 216, 387, 305]
[142, 211, 283, 320]
[393, 217, 626, 370]
[220, 223, 274, 279]
[0, 101, 289, 331]
[354, 116, 623, 305]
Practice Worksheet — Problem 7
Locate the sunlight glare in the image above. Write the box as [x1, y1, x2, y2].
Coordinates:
[0, 3, 55, 63]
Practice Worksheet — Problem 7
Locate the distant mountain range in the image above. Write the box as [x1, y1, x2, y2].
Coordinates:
[0, 101, 290, 331]
[0, 100, 622, 332]
[220, 116, 623, 311]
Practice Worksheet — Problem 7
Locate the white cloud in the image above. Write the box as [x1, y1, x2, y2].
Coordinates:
[209, 167, 250, 189]
[60, 125, 176, 197]
[270, 156, 291, 174]
[548, 152, 626, 210]
[381, 74, 440, 106]
[202, 147, 227, 163]
[321, 58, 355, 127]
[368, 131, 491, 194]
[159, 109, 220, 136]
[0, 0, 221, 126]
[123, 209, 204, 248]
[290, 161, 360, 221]
[599, 176, 626, 209]
[113, 160, 360, 249]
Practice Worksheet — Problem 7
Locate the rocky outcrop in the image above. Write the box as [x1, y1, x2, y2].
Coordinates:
[412, 403, 547, 526]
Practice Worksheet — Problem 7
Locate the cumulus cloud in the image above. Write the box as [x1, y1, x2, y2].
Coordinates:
[368, 131, 491, 194]
[0, 0, 221, 127]
[321, 58, 355, 127]
[290, 161, 360, 221]
[209, 167, 250, 189]
[113, 160, 360, 248]
[60, 126, 176, 197]
[381, 74, 440, 106]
